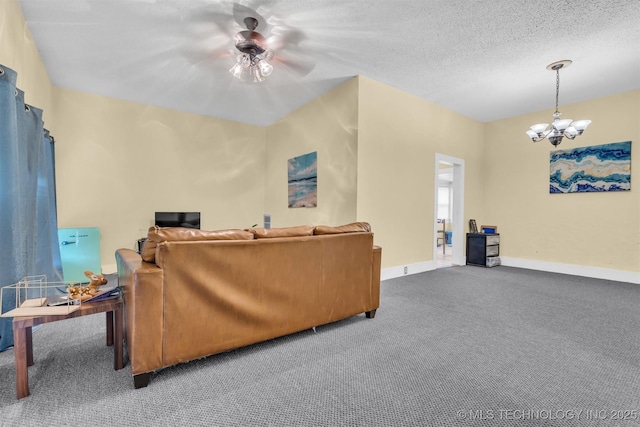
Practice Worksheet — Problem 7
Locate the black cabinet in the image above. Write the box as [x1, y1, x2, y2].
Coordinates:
[466, 233, 500, 267]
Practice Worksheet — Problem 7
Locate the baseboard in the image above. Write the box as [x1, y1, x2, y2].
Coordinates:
[381, 260, 435, 281]
[105, 257, 639, 284]
[500, 257, 640, 284]
[381, 257, 640, 284]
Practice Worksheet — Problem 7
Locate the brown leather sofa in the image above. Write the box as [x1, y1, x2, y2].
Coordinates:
[115, 222, 382, 388]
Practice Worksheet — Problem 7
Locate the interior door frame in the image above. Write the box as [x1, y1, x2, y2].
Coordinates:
[434, 154, 465, 266]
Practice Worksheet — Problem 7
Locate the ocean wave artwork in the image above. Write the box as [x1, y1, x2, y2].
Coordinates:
[549, 141, 631, 194]
[288, 151, 317, 208]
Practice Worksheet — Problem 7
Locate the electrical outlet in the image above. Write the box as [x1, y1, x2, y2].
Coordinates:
[404, 266, 408, 275]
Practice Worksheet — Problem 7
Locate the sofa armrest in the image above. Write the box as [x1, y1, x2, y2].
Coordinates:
[115, 248, 164, 375]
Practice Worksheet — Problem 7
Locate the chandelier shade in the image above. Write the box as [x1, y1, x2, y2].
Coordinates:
[526, 60, 591, 147]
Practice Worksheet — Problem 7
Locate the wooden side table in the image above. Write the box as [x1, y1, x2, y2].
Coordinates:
[12, 297, 124, 399]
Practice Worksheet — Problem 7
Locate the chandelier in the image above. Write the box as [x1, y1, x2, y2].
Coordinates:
[229, 17, 273, 82]
[526, 60, 591, 146]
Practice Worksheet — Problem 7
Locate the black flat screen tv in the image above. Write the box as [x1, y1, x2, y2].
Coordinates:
[154, 212, 201, 229]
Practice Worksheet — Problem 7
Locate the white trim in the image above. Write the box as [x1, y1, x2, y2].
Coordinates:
[500, 257, 640, 284]
[381, 261, 435, 281]
[381, 257, 639, 284]
[434, 154, 465, 266]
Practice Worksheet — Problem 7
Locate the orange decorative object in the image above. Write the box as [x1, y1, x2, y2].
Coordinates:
[67, 270, 108, 301]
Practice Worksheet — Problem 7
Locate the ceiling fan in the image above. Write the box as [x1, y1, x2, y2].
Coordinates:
[229, 16, 274, 82]
[186, 2, 315, 83]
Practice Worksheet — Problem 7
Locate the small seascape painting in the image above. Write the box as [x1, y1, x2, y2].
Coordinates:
[550, 141, 631, 194]
[288, 151, 317, 208]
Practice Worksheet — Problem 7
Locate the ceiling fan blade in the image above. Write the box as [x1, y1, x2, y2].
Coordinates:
[181, 25, 235, 66]
[267, 29, 306, 52]
[274, 51, 316, 77]
[183, 46, 234, 68]
[178, 3, 240, 67]
[264, 21, 315, 77]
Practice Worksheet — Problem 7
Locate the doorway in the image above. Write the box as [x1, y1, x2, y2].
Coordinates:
[434, 154, 465, 268]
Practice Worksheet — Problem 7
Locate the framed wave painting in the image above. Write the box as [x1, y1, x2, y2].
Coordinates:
[288, 151, 317, 208]
[550, 141, 631, 194]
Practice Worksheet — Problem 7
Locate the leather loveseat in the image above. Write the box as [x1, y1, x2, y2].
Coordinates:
[115, 222, 382, 388]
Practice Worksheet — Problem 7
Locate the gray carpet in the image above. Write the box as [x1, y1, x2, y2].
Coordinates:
[0, 266, 638, 426]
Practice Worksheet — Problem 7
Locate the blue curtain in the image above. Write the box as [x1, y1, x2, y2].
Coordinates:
[0, 64, 62, 352]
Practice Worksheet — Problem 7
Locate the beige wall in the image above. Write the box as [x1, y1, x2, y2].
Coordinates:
[5, 0, 638, 279]
[356, 76, 486, 268]
[484, 90, 640, 274]
[52, 88, 266, 272]
[4, 0, 266, 274]
[264, 77, 359, 228]
[0, 0, 54, 125]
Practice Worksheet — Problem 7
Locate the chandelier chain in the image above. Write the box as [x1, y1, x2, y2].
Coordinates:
[555, 69, 560, 114]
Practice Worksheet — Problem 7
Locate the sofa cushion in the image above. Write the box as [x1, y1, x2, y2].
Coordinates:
[142, 226, 254, 263]
[251, 225, 314, 239]
[314, 222, 372, 235]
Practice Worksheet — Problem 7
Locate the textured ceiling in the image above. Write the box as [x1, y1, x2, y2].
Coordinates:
[17, 0, 640, 127]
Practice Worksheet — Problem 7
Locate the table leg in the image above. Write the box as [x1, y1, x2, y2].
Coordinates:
[114, 308, 124, 370]
[26, 326, 34, 366]
[106, 311, 114, 346]
[13, 325, 30, 399]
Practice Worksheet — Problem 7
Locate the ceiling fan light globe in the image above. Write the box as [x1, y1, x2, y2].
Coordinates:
[252, 67, 265, 82]
[258, 59, 273, 76]
[229, 63, 244, 79]
[238, 54, 251, 68]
